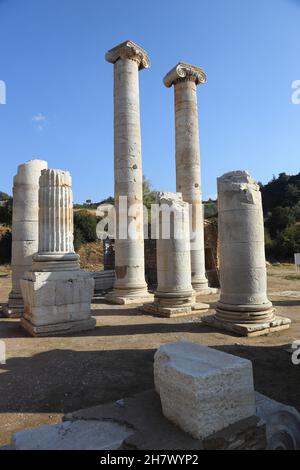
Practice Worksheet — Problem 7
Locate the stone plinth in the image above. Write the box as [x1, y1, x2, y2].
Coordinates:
[164, 63, 210, 293]
[154, 341, 256, 440]
[203, 171, 290, 336]
[4, 159, 48, 317]
[93, 269, 115, 295]
[142, 193, 208, 317]
[105, 41, 152, 305]
[20, 169, 95, 336]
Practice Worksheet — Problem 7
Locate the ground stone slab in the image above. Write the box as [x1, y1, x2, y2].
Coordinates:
[202, 313, 291, 337]
[154, 341, 256, 439]
[11, 419, 134, 450]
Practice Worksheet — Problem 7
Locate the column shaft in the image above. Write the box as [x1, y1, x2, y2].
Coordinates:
[174, 79, 208, 291]
[33, 169, 79, 271]
[105, 40, 151, 302]
[5, 159, 48, 317]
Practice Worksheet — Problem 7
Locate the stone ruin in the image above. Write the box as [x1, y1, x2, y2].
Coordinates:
[1, 38, 296, 450]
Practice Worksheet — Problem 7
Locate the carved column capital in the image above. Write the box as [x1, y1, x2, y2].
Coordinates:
[105, 40, 150, 70]
[164, 62, 207, 88]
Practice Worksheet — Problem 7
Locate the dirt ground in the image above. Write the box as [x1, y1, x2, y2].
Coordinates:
[0, 264, 300, 446]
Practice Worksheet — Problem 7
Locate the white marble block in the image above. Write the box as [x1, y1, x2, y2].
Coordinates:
[154, 341, 256, 439]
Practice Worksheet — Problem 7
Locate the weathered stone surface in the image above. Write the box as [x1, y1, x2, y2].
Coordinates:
[142, 193, 206, 317]
[203, 171, 290, 336]
[9, 389, 268, 450]
[11, 420, 133, 450]
[67, 389, 265, 450]
[256, 392, 300, 450]
[105, 40, 151, 303]
[154, 341, 255, 439]
[20, 169, 95, 336]
[4, 159, 48, 317]
[164, 63, 209, 293]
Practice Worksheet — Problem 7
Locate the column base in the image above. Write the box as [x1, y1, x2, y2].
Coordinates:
[21, 317, 96, 337]
[192, 279, 210, 293]
[105, 291, 154, 305]
[141, 301, 209, 318]
[202, 313, 291, 337]
[2, 293, 24, 318]
[193, 287, 219, 298]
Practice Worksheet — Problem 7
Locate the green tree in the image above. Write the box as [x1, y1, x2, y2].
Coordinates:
[265, 206, 296, 238]
[0, 199, 13, 225]
[0, 230, 12, 263]
[277, 225, 300, 259]
[73, 210, 98, 251]
[143, 176, 156, 210]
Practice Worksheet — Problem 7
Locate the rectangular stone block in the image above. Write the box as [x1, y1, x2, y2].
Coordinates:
[20, 270, 95, 334]
[154, 341, 255, 440]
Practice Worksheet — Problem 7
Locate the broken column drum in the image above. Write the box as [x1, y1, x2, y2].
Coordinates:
[217, 171, 273, 320]
[20, 169, 95, 336]
[5, 159, 48, 317]
[105, 40, 152, 304]
[164, 63, 209, 293]
[202, 171, 291, 336]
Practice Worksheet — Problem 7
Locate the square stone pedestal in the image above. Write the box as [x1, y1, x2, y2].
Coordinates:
[105, 292, 154, 305]
[20, 270, 96, 337]
[141, 301, 209, 318]
[202, 314, 291, 337]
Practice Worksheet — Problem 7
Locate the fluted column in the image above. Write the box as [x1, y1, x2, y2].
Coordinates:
[4, 159, 48, 317]
[20, 167, 95, 336]
[164, 63, 209, 293]
[33, 169, 79, 271]
[105, 40, 152, 303]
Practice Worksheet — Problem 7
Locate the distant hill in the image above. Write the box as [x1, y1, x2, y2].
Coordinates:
[0, 191, 11, 201]
[261, 173, 300, 260]
[261, 172, 300, 214]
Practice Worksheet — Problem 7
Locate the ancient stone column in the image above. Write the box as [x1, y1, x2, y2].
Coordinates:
[143, 192, 208, 317]
[105, 40, 152, 304]
[32, 169, 80, 271]
[164, 63, 210, 293]
[4, 159, 48, 317]
[203, 171, 290, 336]
[20, 169, 95, 336]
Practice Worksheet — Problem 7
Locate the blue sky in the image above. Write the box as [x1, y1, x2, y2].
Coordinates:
[0, 0, 299, 202]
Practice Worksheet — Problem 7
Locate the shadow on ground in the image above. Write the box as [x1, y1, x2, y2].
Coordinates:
[0, 343, 299, 416]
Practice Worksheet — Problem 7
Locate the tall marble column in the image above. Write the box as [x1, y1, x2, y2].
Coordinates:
[203, 171, 290, 336]
[105, 40, 152, 304]
[164, 63, 210, 293]
[142, 192, 208, 317]
[20, 169, 95, 336]
[4, 159, 48, 318]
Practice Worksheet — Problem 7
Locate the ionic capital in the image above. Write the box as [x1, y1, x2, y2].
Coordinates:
[164, 62, 206, 88]
[105, 40, 150, 70]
